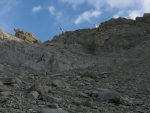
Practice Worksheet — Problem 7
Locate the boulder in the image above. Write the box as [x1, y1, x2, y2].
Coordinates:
[90, 89, 122, 105]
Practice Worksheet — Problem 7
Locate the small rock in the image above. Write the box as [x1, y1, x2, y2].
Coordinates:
[0, 81, 3, 86]
[40, 108, 69, 113]
[76, 76, 81, 80]
[52, 80, 66, 88]
[79, 92, 89, 98]
[0, 77, 22, 86]
[12, 84, 20, 89]
[13, 78, 22, 85]
[0, 64, 4, 71]
[0, 86, 10, 92]
[31, 83, 49, 94]
[121, 97, 134, 106]
[28, 91, 39, 100]
[38, 95, 64, 103]
[47, 103, 59, 108]
[83, 77, 94, 82]
[0, 91, 11, 96]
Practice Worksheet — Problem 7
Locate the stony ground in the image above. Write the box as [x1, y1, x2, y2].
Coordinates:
[0, 64, 150, 113]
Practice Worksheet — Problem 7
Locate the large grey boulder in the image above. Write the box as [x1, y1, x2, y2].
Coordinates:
[90, 89, 122, 105]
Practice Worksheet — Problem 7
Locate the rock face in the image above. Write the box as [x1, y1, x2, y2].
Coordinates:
[14, 29, 42, 44]
[0, 29, 22, 42]
[0, 13, 150, 113]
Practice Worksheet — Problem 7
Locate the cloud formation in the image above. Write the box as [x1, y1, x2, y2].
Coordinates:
[31, 5, 63, 20]
[32, 6, 42, 13]
[59, 0, 150, 24]
[48, 6, 55, 15]
[59, 0, 85, 8]
[75, 10, 101, 24]
[48, 5, 63, 19]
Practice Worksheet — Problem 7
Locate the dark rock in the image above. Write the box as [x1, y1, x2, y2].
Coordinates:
[90, 89, 122, 105]
[47, 103, 59, 108]
[0, 78, 22, 86]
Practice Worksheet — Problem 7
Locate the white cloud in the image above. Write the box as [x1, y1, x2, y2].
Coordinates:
[48, 5, 63, 19]
[113, 11, 124, 18]
[56, 12, 63, 19]
[128, 10, 142, 19]
[59, 0, 150, 24]
[87, 0, 105, 10]
[48, 6, 55, 15]
[32, 6, 42, 13]
[59, 0, 85, 8]
[75, 10, 101, 24]
[106, 0, 134, 9]
[59, 0, 104, 10]
[111, 0, 150, 20]
[141, 0, 150, 13]
[59, 0, 103, 24]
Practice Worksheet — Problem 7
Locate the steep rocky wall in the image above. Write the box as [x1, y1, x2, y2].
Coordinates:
[0, 14, 150, 74]
[50, 13, 150, 57]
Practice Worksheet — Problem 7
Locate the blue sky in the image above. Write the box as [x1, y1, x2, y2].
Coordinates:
[0, 0, 150, 41]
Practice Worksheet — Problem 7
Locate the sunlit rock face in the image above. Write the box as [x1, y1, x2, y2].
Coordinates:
[14, 29, 42, 44]
[0, 29, 22, 42]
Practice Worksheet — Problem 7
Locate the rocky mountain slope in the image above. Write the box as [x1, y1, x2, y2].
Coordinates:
[0, 14, 150, 113]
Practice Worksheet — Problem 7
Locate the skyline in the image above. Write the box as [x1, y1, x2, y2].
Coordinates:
[0, 0, 150, 41]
